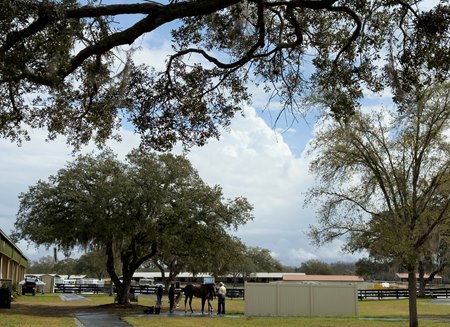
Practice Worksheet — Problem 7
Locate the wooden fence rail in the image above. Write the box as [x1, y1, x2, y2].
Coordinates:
[54, 284, 158, 294]
[358, 288, 450, 300]
[56, 284, 450, 300]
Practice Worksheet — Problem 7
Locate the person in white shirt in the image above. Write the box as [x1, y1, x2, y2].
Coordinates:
[217, 282, 226, 315]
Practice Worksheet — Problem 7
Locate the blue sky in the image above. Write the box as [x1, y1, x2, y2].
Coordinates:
[0, 1, 381, 267]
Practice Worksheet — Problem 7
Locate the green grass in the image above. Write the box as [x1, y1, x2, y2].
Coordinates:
[2, 293, 450, 327]
[124, 297, 450, 327]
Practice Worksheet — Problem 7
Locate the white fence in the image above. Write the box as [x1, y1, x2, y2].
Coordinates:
[245, 282, 358, 317]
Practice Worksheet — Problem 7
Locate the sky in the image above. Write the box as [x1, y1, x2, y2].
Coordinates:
[1, 102, 360, 267]
[0, 1, 391, 268]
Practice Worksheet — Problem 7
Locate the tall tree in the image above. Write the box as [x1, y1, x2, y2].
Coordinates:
[306, 83, 450, 327]
[27, 255, 56, 274]
[244, 246, 283, 272]
[416, 225, 450, 297]
[75, 250, 113, 280]
[219, 245, 283, 285]
[299, 259, 332, 275]
[355, 258, 394, 281]
[54, 258, 78, 279]
[2, 1, 450, 150]
[154, 233, 248, 287]
[12, 150, 252, 304]
[329, 261, 355, 275]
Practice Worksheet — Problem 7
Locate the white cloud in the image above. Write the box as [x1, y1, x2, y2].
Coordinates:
[0, 11, 365, 267]
[177, 106, 338, 266]
[132, 35, 173, 71]
[0, 104, 355, 267]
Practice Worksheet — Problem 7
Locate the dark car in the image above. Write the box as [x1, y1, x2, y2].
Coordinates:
[22, 281, 36, 296]
[226, 289, 244, 298]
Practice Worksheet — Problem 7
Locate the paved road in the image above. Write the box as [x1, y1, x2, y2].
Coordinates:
[75, 313, 132, 327]
[74, 309, 240, 326]
[60, 294, 88, 301]
[71, 293, 239, 326]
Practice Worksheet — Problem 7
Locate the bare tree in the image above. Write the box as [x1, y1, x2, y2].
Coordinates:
[306, 83, 450, 327]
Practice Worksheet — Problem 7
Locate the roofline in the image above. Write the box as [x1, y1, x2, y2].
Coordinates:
[0, 228, 29, 263]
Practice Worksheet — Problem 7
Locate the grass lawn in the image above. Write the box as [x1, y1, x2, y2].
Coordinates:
[2, 293, 450, 327]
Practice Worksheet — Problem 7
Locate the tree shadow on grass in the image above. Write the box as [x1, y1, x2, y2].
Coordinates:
[1, 302, 147, 318]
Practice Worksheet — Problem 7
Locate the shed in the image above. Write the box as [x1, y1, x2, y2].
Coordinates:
[245, 281, 358, 317]
[25, 274, 59, 293]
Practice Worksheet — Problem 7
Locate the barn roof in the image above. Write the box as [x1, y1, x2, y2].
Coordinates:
[282, 274, 364, 282]
[395, 273, 442, 279]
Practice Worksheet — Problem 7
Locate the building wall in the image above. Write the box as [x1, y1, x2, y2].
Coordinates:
[0, 229, 28, 288]
[39, 275, 55, 293]
[245, 282, 358, 317]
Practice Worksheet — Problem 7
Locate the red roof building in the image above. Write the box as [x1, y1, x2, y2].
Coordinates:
[395, 273, 442, 284]
[282, 274, 364, 282]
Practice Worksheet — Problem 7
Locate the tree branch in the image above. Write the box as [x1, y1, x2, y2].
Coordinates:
[327, 6, 362, 63]
[6, 0, 243, 85]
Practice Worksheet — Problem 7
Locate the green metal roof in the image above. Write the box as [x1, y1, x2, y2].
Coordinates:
[0, 228, 28, 268]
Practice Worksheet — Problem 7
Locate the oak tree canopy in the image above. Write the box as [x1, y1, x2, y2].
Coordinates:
[13, 150, 253, 304]
[2, 0, 449, 150]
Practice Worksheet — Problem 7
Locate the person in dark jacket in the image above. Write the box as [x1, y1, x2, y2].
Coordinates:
[156, 285, 163, 308]
[168, 282, 175, 313]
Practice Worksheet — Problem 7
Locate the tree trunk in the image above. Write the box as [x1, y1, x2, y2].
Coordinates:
[418, 261, 426, 298]
[105, 243, 130, 304]
[408, 269, 419, 327]
[105, 240, 157, 304]
[115, 278, 131, 304]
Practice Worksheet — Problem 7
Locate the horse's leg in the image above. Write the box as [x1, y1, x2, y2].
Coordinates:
[201, 298, 206, 315]
[189, 296, 193, 313]
[184, 296, 188, 313]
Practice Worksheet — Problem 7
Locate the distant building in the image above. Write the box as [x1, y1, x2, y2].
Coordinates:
[0, 228, 28, 288]
[395, 273, 442, 284]
[283, 274, 365, 284]
[24, 274, 59, 293]
[131, 272, 215, 285]
[130, 271, 306, 285]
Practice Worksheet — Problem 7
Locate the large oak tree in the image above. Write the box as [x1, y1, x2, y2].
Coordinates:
[2, 1, 450, 150]
[306, 83, 450, 327]
[12, 150, 253, 303]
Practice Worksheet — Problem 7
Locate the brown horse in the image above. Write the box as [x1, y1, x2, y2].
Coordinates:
[183, 283, 216, 314]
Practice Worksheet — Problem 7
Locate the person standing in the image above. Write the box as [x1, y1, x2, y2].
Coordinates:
[156, 285, 163, 309]
[168, 282, 175, 313]
[217, 282, 226, 315]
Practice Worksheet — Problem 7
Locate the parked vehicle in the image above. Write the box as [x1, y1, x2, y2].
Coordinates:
[138, 278, 154, 286]
[226, 289, 244, 298]
[22, 280, 36, 296]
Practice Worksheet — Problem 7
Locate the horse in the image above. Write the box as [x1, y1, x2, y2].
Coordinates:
[183, 283, 216, 314]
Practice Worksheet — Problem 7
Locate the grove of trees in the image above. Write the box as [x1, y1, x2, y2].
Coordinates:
[12, 150, 253, 303]
[4, 2, 450, 326]
[27, 245, 287, 286]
